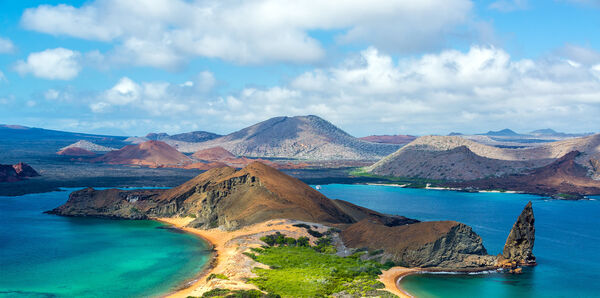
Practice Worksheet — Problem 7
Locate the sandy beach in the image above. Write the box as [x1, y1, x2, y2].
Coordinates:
[379, 267, 419, 298]
[155, 217, 338, 298]
[155, 217, 415, 298]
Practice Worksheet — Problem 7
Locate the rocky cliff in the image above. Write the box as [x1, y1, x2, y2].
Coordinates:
[48, 162, 536, 270]
[501, 201, 536, 266]
[341, 218, 496, 269]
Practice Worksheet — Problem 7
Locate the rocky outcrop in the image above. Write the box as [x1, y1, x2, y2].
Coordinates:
[0, 162, 40, 182]
[48, 162, 535, 271]
[47, 188, 166, 219]
[501, 201, 536, 266]
[50, 162, 356, 229]
[341, 218, 496, 269]
[590, 158, 600, 179]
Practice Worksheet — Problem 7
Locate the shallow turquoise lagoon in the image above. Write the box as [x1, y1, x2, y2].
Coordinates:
[0, 189, 210, 298]
[318, 185, 600, 298]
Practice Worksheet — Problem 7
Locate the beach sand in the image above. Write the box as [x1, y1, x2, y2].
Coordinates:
[379, 267, 418, 298]
[155, 217, 336, 298]
[156, 217, 415, 298]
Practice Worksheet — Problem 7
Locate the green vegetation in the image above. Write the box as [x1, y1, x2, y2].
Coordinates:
[292, 223, 323, 238]
[198, 288, 280, 298]
[206, 273, 229, 281]
[247, 233, 397, 297]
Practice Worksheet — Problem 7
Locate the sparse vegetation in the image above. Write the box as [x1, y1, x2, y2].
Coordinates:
[206, 273, 229, 281]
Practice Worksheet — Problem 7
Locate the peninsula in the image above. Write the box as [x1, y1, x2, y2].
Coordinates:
[48, 162, 536, 297]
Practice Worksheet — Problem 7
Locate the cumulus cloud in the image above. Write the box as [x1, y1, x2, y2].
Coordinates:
[0, 37, 16, 53]
[14, 48, 81, 80]
[91, 71, 217, 114]
[84, 45, 600, 135]
[21, 0, 473, 67]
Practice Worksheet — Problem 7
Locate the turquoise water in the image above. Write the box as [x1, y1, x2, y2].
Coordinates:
[318, 185, 600, 298]
[0, 189, 211, 298]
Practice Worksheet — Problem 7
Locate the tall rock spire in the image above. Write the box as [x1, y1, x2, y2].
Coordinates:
[501, 201, 536, 265]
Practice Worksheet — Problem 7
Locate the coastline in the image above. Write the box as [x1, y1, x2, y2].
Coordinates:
[154, 217, 342, 298]
[379, 267, 419, 298]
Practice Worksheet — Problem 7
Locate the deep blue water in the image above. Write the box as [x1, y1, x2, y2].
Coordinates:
[0, 189, 210, 298]
[318, 185, 600, 298]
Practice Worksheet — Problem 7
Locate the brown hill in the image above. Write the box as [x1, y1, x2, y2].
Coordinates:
[57, 147, 96, 156]
[0, 162, 40, 182]
[171, 115, 401, 160]
[192, 146, 236, 161]
[48, 162, 535, 269]
[453, 151, 600, 195]
[359, 135, 417, 144]
[93, 140, 192, 167]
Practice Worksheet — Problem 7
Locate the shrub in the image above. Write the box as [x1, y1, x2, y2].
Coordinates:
[206, 273, 229, 281]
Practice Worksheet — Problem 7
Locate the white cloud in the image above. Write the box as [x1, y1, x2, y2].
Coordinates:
[85, 45, 600, 135]
[0, 37, 16, 53]
[14, 48, 81, 80]
[92, 71, 216, 114]
[44, 89, 60, 100]
[21, 0, 473, 67]
[556, 44, 600, 66]
[489, 0, 529, 12]
[0, 70, 6, 82]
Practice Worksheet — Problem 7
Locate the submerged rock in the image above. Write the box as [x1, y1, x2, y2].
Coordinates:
[501, 201, 536, 266]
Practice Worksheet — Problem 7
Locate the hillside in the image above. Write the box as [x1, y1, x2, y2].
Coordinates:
[60, 140, 116, 152]
[168, 115, 400, 160]
[93, 140, 192, 167]
[49, 162, 533, 269]
[359, 135, 416, 144]
[146, 131, 222, 143]
[452, 151, 600, 195]
[192, 146, 236, 161]
[57, 147, 96, 156]
[367, 134, 600, 181]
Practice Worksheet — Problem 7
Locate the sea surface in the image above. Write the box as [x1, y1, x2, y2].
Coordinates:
[0, 189, 210, 298]
[318, 185, 600, 298]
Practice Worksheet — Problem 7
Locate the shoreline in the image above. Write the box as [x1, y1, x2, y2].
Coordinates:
[154, 217, 338, 298]
[154, 217, 413, 298]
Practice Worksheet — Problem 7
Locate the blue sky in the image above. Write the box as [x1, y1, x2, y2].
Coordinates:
[0, 0, 599, 136]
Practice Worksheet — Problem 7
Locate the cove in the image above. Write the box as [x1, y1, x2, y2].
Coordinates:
[318, 184, 600, 298]
[0, 189, 211, 298]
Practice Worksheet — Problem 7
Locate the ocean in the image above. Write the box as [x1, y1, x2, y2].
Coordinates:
[318, 184, 600, 298]
[0, 189, 210, 298]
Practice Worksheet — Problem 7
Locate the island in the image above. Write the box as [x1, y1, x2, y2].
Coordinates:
[48, 162, 535, 297]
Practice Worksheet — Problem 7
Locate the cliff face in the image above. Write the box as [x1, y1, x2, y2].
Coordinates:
[341, 219, 496, 269]
[48, 162, 536, 271]
[50, 162, 355, 229]
[501, 201, 536, 266]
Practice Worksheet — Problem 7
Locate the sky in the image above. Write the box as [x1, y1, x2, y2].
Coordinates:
[0, 0, 599, 137]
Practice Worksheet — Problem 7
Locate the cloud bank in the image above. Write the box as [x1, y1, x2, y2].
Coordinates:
[21, 0, 473, 68]
[68, 45, 600, 135]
